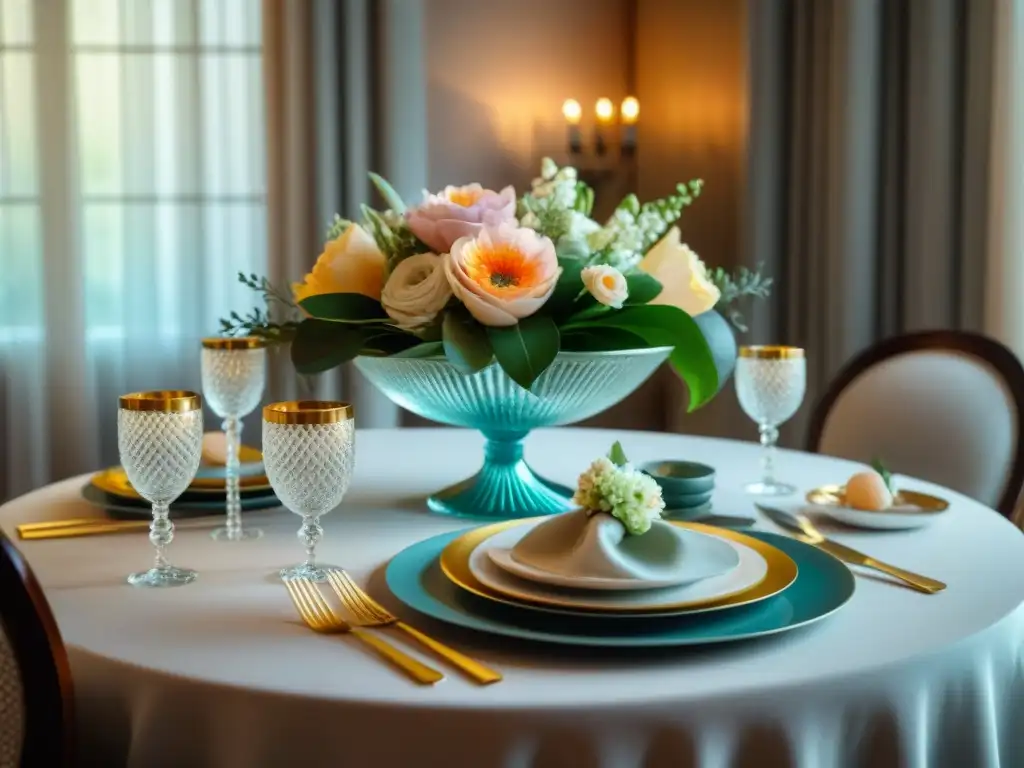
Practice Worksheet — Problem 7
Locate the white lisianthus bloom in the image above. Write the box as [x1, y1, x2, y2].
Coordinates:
[381, 252, 452, 330]
[582, 265, 628, 308]
[572, 456, 664, 536]
[639, 226, 721, 316]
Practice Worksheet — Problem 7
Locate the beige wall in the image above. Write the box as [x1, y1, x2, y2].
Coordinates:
[635, 0, 749, 437]
[424, 0, 631, 193]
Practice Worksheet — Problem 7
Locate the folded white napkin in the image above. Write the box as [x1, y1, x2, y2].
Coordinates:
[510, 509, 688, 582]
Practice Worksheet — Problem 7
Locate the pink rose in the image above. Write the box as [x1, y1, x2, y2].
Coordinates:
[407, 183, 517, 253]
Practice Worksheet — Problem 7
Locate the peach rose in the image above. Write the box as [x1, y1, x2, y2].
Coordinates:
[445, 224, 561, 327]
[292, 224, 386, 302]
[407, 183, 517, 254]
[639, 226, 721, 316]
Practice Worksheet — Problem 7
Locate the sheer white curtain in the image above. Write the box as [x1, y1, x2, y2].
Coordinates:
[0, 0, 266, 500]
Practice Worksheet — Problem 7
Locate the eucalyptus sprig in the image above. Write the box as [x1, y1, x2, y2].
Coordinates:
[219, 272, 300, 341]
[708, 264, 773, 332]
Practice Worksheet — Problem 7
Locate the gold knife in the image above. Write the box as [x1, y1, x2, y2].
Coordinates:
[756, 504, 946, 594]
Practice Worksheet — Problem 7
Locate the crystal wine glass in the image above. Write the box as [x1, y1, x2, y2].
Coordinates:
[735, 346, 806, 495]
[201, 337, 267, 541]
[118, 390, 204, 587]
[262, 401, 355, 581]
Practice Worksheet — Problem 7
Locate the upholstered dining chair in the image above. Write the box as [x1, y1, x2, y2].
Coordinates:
[0, 531, 74, 766]
[807, 331, 1024, 521]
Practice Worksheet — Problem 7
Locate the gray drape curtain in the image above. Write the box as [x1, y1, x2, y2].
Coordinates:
[262, 0, 428, 427]
[745, 0, 997, 447]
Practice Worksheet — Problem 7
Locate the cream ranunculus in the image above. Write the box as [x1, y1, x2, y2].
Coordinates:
[292, 224, 386, 302]
[445, 224, 561, 327]
[380, 252, 452, 330]
[638, 226, 721, 315]
[581, 265, 628, 308]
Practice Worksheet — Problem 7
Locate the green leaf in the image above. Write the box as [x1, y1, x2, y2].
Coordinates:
[362, 329, 420, 356]
[442, 311, 493, 374]
[578, 304, 718, 411]
[290, 319, 364, 374]
[566, 302, 612, 323]
[391, 341, 445, 358]
[871, 457, 896, 494]
[547, 256, 586, 319]
[624, 272, 663, 305]
[299, 293, 389, 323]
[368, 171, 407, 213]
[487, 314, 561, 390]
[608, 441, 629, 467]
[560, 327, 647, 352]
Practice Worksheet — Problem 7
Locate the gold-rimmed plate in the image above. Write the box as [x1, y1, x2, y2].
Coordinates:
[806, 485, 950, 530]
[440, 518, 798, 617]
[91, 467, 273, 500]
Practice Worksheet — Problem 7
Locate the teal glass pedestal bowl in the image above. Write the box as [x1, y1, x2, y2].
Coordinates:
[354, 347, 672, 520]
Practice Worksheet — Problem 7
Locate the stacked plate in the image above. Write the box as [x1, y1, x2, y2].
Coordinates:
[83, 443, 281, 519]
[385, 517, 857, 648]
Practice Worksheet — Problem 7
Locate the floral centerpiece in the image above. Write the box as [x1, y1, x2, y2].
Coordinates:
[224, 159, 770, 519]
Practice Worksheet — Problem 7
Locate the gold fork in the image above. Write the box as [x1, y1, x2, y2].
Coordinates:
[326, 570, 502, 685]
[283, 579, 444, 685]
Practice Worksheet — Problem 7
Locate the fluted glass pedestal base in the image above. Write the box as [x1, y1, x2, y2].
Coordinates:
[279, 563, 341, 582]
[427, 434, 575, 519]
[211, 527, 264, 542]
[744, 481, 797, 496]
[128, 565, 197, 588]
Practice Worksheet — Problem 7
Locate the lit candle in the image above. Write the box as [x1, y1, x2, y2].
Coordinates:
[595, 97, 614, 157]
[620, 96, 639, 157]
[562, 98, 583, 155]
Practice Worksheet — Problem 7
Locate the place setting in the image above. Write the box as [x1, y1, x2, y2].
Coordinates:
[17, 337, 281, 543]
[382, 441, 857, 649]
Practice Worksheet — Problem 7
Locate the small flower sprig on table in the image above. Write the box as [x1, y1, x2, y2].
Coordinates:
[572, 442, 665, 536]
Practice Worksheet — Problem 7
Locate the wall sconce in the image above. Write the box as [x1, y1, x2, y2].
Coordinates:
[594, 97, 614, 157]
[620, 96, 639, 157]
[561, 95, 638, 163]
[562, 98, 583, 156]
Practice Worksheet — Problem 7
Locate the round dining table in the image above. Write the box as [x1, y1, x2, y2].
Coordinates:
[2, 427, 1023, 768]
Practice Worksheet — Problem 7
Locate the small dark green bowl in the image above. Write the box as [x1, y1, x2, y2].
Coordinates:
[661, 489, 714, 509]
[641, 460, 716, 496]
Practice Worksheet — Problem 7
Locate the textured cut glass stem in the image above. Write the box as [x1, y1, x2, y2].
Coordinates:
[759, 423, 779, 487]
[150, 501, 173, 571]
[223, 415, 242, 539]
[299, 515, 323, 568]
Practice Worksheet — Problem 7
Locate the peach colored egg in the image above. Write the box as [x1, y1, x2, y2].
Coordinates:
[845, 471, 894, 511]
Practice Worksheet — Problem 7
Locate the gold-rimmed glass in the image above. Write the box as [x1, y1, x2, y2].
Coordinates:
[262, 401, 355, 581]
[117, 390, 203, 587]
[735, 346, 807, 496]
[201, 336, 267, 542]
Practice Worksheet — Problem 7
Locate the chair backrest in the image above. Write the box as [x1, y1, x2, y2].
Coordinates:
[807, 331, 1024, 519]
[0, 532, 73, 767]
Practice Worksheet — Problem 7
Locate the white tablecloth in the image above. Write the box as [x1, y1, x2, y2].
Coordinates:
[2, 428, 1023, 768]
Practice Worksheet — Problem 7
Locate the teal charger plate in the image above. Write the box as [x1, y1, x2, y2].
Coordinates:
[80, 484, 281, 519]
[385, 529, 854, 647]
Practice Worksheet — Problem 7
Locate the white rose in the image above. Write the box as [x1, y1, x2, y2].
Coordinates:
[381, 252, 452, 330]
[639, 226, 721, 315]
[582, 265, 628, 309]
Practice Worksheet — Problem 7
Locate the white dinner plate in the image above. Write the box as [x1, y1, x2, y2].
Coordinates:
[469, 524, 770, 613]
[486, 524, 740, 591]
[806, 485, 950, 530]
